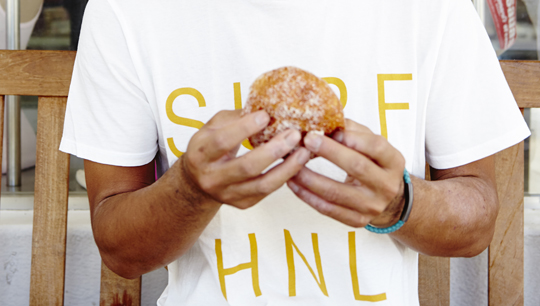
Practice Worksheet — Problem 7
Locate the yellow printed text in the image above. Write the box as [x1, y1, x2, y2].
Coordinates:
[377, 74, 412, 139]
[165, 87, 206, 157]
[322, 77, 348, 108]
[348, 232, 387, 301]
[233, 82, 254, 150]
[215, 233, 262, 300]
[284, 229, 328, 297]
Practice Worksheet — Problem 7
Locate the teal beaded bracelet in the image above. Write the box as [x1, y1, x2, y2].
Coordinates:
[365, 169, 413, 234]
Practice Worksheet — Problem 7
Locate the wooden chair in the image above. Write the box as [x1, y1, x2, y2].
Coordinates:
[0, 50, 141, 306]
[418, 60, 540, 306]
[0, 50, 537, 305]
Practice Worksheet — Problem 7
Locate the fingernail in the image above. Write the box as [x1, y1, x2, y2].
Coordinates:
[255, 112, 269, 127]
[288, 181, 299, 193]
[296, 148, 310, 164]
[304, 132, 322, 152]
[285, 130, 301, 147]
[333, 131, 344, 143]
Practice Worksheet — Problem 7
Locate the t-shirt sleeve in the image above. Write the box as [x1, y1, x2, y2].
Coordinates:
[424, 0, 530, 169]
[59, 0, 158, 166]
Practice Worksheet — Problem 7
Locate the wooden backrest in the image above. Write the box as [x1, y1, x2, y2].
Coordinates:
[418, 60, 540, 306]
[0, 50, 537, 305]
[0, 50, 141, 306]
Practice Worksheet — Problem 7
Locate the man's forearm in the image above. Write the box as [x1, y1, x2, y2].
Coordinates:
[391, 174, 499, 257]
[86, 110, 308, 279]
[91, 159, 221, 279]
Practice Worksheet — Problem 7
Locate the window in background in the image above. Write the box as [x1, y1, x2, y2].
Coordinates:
[28, 0, 87, 51]
[501, 0, 540, 194]
[1, 0, 88, 195]
[502, 0, 540, 195]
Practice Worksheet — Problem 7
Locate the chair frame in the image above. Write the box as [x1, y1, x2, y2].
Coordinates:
[0, 50, 538, 305]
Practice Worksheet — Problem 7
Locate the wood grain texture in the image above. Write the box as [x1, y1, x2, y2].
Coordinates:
[489, 143, 524, 306]
[418, 255, 450, 306]
[0, 96, 3, 206]
[0, 50, 75, 96]
[29, 97, 70, 306]
[500, 60, 540, 108]
[100, 263, 141, 306]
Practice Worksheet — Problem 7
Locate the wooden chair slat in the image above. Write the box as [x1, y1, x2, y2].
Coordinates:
[0, 50, 142, 305]
[501, 60, 540, 108]
[418, 256, 450, 305]
[0, 95, 4, 193]
[29, 97, 70, 306]
[489, 142, 524, 306]
[100, 263, 142, 306]
[0, 50, 75, 96]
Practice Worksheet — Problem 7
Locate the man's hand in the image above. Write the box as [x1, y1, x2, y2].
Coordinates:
[287, 119, 406, 228]
[287, 118, 499, 257]
[182, 109, 310, 209]
[85, 109, 311, 278]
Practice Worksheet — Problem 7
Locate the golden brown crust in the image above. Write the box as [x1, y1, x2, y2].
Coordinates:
[243, 66, 345, 149]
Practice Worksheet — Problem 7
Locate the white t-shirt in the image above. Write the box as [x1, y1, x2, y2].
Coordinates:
[60, 0, 530, 305]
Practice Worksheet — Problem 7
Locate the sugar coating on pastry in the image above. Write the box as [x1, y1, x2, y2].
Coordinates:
[243, 66, 345, 149]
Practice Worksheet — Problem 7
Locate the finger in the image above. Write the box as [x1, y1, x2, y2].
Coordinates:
[344, 119, 373, 133]
[219, 148, 311, 208]
[287, 180, 370, 228]
[290, 167, 383, 216]
[202, 110, 270, 161]
[303, 132, 390, 187]
[343, 132, 402, 169]
[213, 129, 303, 184]
[332, 119, 403, 169]
[332, 119, 372, 143]
[308, 130, 403, 171]
[204, 109, 245, 127]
